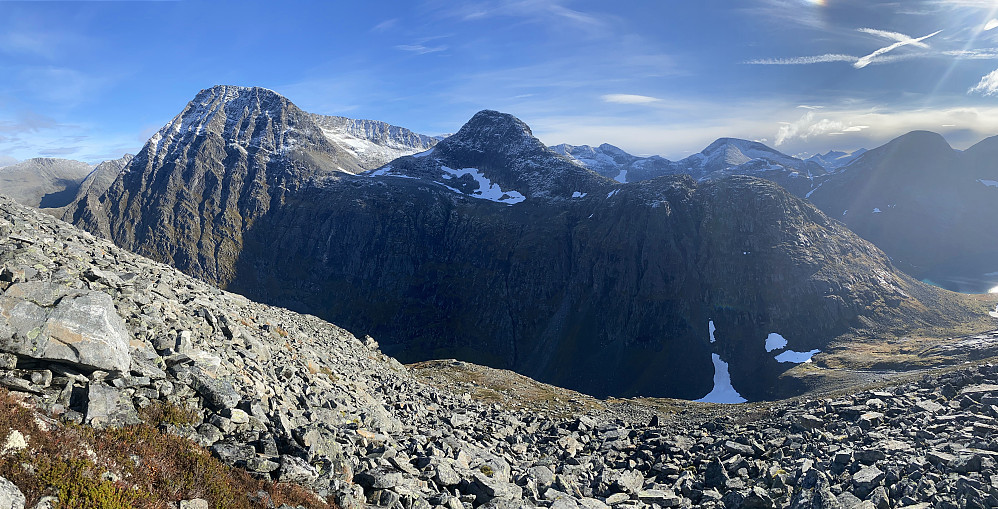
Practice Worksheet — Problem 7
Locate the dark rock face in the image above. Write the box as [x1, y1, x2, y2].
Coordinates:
[69, 88, 984, 400]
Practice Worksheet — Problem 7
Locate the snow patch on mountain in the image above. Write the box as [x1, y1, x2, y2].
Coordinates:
[765, 333, 788, 352]
[775, 349, 820, 364]
[440, 166, 525, 204]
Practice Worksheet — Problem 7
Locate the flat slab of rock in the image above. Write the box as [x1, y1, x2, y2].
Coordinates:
[0, 282, 130, 373]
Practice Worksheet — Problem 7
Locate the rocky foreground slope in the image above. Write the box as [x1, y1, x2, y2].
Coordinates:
[4, 196, 998, 509]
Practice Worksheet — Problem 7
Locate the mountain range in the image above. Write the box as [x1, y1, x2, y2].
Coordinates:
[54, 85, 992, 401]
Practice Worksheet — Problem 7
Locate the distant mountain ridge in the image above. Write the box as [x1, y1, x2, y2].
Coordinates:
[64, 85, 988, 401]
[0, 158, 93, 209]
[553, 138, 827, 196]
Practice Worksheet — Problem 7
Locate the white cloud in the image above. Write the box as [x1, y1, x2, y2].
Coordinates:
[969, 68, 998, 95]
[842, 125, 870, 132]
[747, 54, 857, 65]
[775, 111, 845, 146]
[858, 28, 932, 48]
[854, 30, 941, 68]
[601, 94, 662, 104]
[986, 19, 998, 30]
[944, 48, 998, 59]
[396, 44, 448, 54]
[748, 28, 941, 68]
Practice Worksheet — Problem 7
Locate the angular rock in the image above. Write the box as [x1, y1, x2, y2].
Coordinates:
[0, 283, 130, 373]
[188, 366, 240, 409]
[852, 466, 884, 499]
[85, 383, 140, 428]
[277, 454, 318, 485]
[468, 473, 521, 504]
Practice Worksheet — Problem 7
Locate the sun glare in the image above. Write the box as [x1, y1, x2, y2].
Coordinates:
[808, 0, 827, 6]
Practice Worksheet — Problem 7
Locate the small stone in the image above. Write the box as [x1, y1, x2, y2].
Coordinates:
[246, 457, 279, 473]
[858, 412, 884, 430]
[224, 408, 249, 424]
[178, 499, 210, 509]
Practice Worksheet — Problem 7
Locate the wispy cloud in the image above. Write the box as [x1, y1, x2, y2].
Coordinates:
[986, 19, 998, 30]
[747, 28, 942, 68]
[854, 29, 941, 68]
[858, 28, 933, 48]
[944, 48, 998, 58]
[969, 68, 998, 95]
[372, 18, 399, 32]
[395, 43, 447, 54]
[601, 94, 661, 104]
[747, 54, 857, 65]
[431, 0, 608, 35]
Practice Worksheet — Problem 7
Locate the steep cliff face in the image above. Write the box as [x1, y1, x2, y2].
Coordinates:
[223, 170, 970, 400]
[69, 88, 988, 400]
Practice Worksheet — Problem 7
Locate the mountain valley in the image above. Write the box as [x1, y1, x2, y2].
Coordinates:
[52, 85, 996, 404]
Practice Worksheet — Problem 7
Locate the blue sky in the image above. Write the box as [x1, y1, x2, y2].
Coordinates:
[4, 0, 998, 164]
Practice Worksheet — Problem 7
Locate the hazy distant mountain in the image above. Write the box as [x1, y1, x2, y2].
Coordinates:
[66, 85, 984, 401]
[0, 158, 92, 208]
[554, 139, 827, 196]
[805, 131, 998, 292]
[805, 148, 867, 170]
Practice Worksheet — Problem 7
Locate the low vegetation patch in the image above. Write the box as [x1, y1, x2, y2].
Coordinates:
[0, 388, 329, 509]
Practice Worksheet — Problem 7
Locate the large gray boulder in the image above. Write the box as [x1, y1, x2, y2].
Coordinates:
[0, 282, 131, 373]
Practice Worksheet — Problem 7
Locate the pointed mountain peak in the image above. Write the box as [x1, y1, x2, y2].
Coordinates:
[144, 85, 323, 161]
[596, 143, 630, 156]
[436, 110, 546, 158]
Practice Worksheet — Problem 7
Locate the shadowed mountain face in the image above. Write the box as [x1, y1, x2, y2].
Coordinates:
[0, 158, 93, 209]
[805, 131, 998, 293]
[68, 86, 986, 400]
